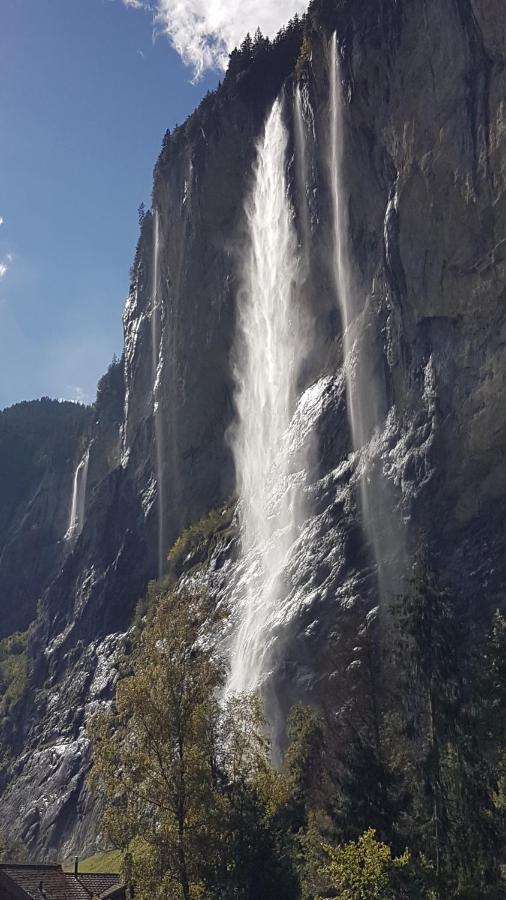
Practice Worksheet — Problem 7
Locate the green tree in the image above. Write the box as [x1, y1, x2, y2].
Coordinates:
[90, 588, 226, 900]
[91, 588, 299, 899]
[213, 693, 298, 899]
[239, 32, 253, 62]
[0, 829, 26, 862]
[318, 828, 413, 900]
[283, 704, 327, 829]
[387, 554, 460, 895]
[387, 562, 506, 897]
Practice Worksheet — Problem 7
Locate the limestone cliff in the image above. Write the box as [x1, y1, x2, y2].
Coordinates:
[0, 0, 504, 860]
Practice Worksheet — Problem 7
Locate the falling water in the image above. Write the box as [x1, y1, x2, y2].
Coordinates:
[228, 97, 305, 695]
[65, 445, 90, 540]
[328, 35, 370, 446]
[294, 83, 312, 273]
[152, 209, 166, 579]
[328, 34, 401, 596]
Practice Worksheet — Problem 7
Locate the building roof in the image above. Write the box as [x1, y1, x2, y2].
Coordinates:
[74, 876, 121, 898]
[0, 865, 124, 900]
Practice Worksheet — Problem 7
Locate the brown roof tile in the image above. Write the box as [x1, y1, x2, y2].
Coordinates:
[75, 875, 121, 897]
[0, 866, 122, 900]
[0, 864, 68, 900]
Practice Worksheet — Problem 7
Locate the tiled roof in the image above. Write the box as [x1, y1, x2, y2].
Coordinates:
[0, 864, 69, 900]
[75, 875, 120, 898]
[93, 887, 124, 900]
[0, 865, 123, 900]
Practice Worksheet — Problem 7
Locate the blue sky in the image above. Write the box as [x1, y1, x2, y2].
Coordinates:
[0, 0, 305, 409]
[0, 0, 218, 408]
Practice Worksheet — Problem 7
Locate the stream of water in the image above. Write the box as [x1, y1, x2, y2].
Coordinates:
[65, 445, 90, 541]
[228, 97, 306, 695]
[151, 210, 166, 578]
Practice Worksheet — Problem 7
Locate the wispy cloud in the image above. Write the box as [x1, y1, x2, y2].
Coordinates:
[0, 218, 11, 277]
[0, 254, 13, 279]
[122, 0, 307, 79]
[71, 385, 89, 404]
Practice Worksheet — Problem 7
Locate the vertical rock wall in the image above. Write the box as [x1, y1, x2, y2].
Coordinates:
[0, 0, 504, 858]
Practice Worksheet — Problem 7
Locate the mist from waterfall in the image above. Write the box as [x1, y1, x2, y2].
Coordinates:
[152, 209, 166, 579]
[65, 445, 90, 541]
[328, 33, 402, 597]
[228, 96, 306, 696]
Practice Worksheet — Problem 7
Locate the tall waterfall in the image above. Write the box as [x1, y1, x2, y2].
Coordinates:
[328, 34, 401, 596]
[65, 445, 90, 541]
[152, 209, 166, 579]
[228, 97, 305, 695]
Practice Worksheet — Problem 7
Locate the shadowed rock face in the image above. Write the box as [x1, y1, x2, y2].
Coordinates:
[0, 400, 93, 640]
[0, 0, 504, 859]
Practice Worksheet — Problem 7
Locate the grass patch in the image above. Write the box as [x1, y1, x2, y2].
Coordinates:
[64, 849, 123, 874]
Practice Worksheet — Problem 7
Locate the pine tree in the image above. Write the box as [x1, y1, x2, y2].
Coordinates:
[387, 553, 461, 896]
[387, 556, 506, 897]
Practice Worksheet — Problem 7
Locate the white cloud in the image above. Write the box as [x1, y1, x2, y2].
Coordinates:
[0, 254, 13, 279]
[0, 217, 4, 226]
[125, 0, 307, 79]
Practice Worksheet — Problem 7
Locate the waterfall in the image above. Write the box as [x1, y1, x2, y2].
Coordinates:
[65, 445, 90, 540]
[328, 34, 402, 597]
[152, 209, 166, 579]
[294, 83, 311, 274]
[328, 34, 369, 447]
[228, 97, 305, 695]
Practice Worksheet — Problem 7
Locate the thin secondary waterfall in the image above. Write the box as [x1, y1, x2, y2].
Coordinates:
[328, 34, 401, 596]
[65, 445, 90, 540]
[228, 97, 304, 695]
[294, 84, 311, 273]
[328, 34, 369, 449]
[152, 209, 165, 579]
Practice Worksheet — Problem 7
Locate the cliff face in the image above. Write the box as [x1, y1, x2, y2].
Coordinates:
[0, 0, 504, 860]
[0, 400, 92, 639]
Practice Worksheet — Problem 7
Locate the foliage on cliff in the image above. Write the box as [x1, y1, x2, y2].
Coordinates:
[95, 354, 125, 425]
[0, 630, 28, 718]
[166, 505, 237, 580]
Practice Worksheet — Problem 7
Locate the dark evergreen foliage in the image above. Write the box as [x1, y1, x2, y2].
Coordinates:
[95, 354, 125, 425]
